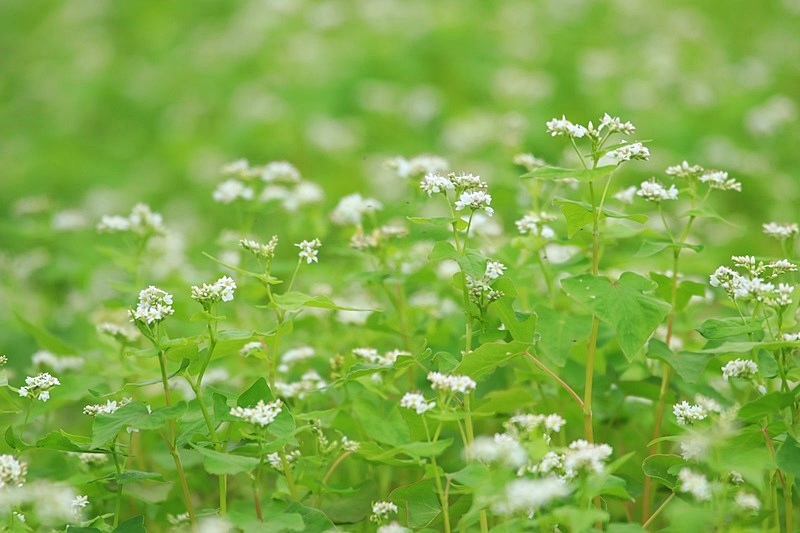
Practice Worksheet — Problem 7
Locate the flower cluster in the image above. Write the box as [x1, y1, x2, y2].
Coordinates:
[353, 347, 409, 367]
[96, 322, 139, 343]
[387, 154, 449, 179]
[274, 370, 327, 399]
[31, 350, 84, 372]
[471, 434, 528, 468]
[18, 372, 61, 402]
[295, 238, 322, 264]
[490, 477, 570, 516]
[427, 372, 477, 394]
[97, 203, 166, 236]
[420, 172, 493, 216]
[637, 178, 679, 202]
[709, 256, 797, 305]
[721, 359, 759, 381]
[666, 161, 741, 191]
[607, 141, 650, 162]
[400, 392, 436, 415]
[465, 260, 507, 303]
[216, 160, 323, 211]
[0, 454, 27, 488]
[515, 212, 556, 238]
[678, 468, 712, 501]
[505, 413, 566, 438]
[240, 236, 279, 260]
[454, 189, 494, 216]
[330, 193, 383, 226]
[370, 501, 398, 523]
[673, 401, 708, 425]
[266, 450, 301, 470]
[763, 222, 799, 240]
[512, 153, 547, 172]
[349, 224, 409, 251]
[229, 399, 283, 427]
[130, 286, 174, 324]
[83, 398, 132, 416]
[535, 440, 613, 479]
[191, 275, 237, 304]
[213, 179, 254, 204]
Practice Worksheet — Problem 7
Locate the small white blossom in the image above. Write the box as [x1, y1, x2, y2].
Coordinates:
[96, 215, 131, 232]
[341, 436, 360, 452]
[680, 435, 709, 462]
[295, 238, 322, 264]
[240, 236, 279, 260]
[449, 172, 486, 190]
[484, 260, 506, 280]
[427, 372, 477, 394]
[71, 495, 89, 515]
[281, 346, 316, 366]
[191, 276, 237, 304]
[513, 153, 547, 171]
[491, 477, 570, 516]
[735, 492, 761, 511]
[763, 222, 799, 240]
[377, 522, 411, 533]
[330, 193, 383, 226]
[83, 398, 131, 416]
[240, 341, 264, 357]
[613, 185, 638, 205]
[400, 392, 436, 414]
[370, 501, 398, 523]
[700, 170, 741, 192]
[75, 453, 109, 466]
[721, 359, 759, 381]
[31, 350, 83, 372]
[694, 395, 723, 414]
[98, 203, 165, 236]
[673, 401, 708, 425]
[546, 115, 587, 138]
[678, 468, 712, 501]
[637, 179, 678, 202]
[471, 434, 528, 468]
[516, 212, 557, 238]
[266, 450, 300, 470]
[97, 322, 139, 343]
[0, 454, 27, 488]
[598, 113, 636, 135]
[563, 440, 613, 478]
[18, 372, 61, 402]
[213, 179, 254, 204]
[454, 190, 494, 216]
[420, 173, 454, 195]
[607, 142, 650, 162]
[221, 158, 252, 176]
[261, 161, 301, 183]
[665, 161, 704, 179]
[230, 399, 283, 427]
[387, 154, 449, 179]
[130, 286, 174, 324]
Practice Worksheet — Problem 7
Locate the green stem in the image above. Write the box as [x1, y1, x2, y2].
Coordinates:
[279, 451, 299, 500]
[525, 350, 584, 409]
[423, 417, 451, 533]
[643, 492, 675, 530]
[112, 444, 124, 529]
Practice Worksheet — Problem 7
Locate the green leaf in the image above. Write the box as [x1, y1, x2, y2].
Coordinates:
[555, 197, 647, 238]
[534, 305, 593, 366]
[192, 445, 261, 475]
[390, 479, 441, 528]
[650, 272, 706, 312]
[114, 470, 165, 483]
[551, 506, 609, 532]
[113, 515, 146, 533]
[5, 426, 28, 450]
[642, 454, 684, 490]
[634, 240, 703, 258]
[522, 165, 615, 182]
[270, 292, 369, 311]
[583, 475, 633, 500]
[428, 241, 486, 279]
[738, 392, 795, 422]
[91, 402, 150, 448]
[351, 389, 410, 446]
[131, 402, 187, 430]
[696, 318, 765, 340]
[238, 377, 275, 406]
[36, 430, 91, 452]
[681, 206, 737, 226]
[489, 278, 537, 344]
[407, 216, 459, 228]
[776, 434, 800, 478]
[646, 340, 713, 384]
[453, 341, 529, 380]
[562, 272, 671, 360]
[14, 311, 77, 354]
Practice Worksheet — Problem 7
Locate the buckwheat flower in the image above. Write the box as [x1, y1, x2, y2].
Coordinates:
[666, 161, 704, 179]
[130, 286, 174, 324]
[513, 153, 547, 171]
[773, 283, 794, 306]
[97, 215, 131, 232]
[267, 450, 300, 470]
[484, 260, 506, 280]
[515, 212, 557, 238]
[229, 399, 282, 427]
[261, 161, 301, 183]
[341, 436, 360, 452]
[694, 394, 723, 414]
[678, 468, 712, 501]
[700, 170, 741, 192]
[75, 453, 108, 466]
[18, 372, 60, 402]
[454, 190, 494, 216]
[763, 222, 799, 240]
[239, 341, 264, 357]
[377, 522, 411, 533]
[295, 238, 322, 264]
[680, 435, 710, 462]
[168, 513, 191, 526]
[240, 236, 279, 260]
[387, 154, 449, 179]
[221, 158, 251, 176]
[83, 398, 131, 416]
[449, 172, 487, 190]
[637, 179, 678, 201]
[613, 185, 638, 205]
[0, 454, 27, 488]
[598, 113, 636, 135]
[767, 259, 797, 275]
[420, 172, 454, 195]
[281, 346, 315, 366]
[607, 142, 650, 162]
[563, 440, 613, 478]
[400, 392, 436, 414]
[13, 512, 25, 523]
[213, 179, 254, 204]
[191, 275, 237, 304]
[330, 193, 383, 226]
[31, 350, 83, 372]
[370, 501, 398, 523]
[735, 492, 760, 512]
[97, 322, 139, 343]
[721, 359, 758, 381]
[471, 434, 528, 468]
[782, 332, 800, 341]
[274, 370, 326, 399]
[427, 372, 477, 394]
[0, 355, 7, 365]
[546, 115, 587, 138]
[71, 495, 89, 515]
[673, 401, 708, 425]
[491, 477, 570, 516]
[128, 203, 166, 236]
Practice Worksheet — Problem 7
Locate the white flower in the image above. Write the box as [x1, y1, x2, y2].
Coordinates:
[295, 238, 322, 264]
[239, 341, 264, 357]
[700, 170, 741, 192]
[0, 454, 27, 488]
[427, 372, 477, 394]
[515, 212, 557, 237]
[330, 193, 383, 226]
[513, 153, 547, 171]
[678, 468, 712, 501]
[213, 179, 254, 204]
[341, 436, 360, 452]
[377, 522, 411, 533]
[735, 492, 761, 511]
[454, 190, 494, 216]
[229, 399, 283, 427]
[31, 350, 83, 372]
[83, 398, 132, 416]
[420, 173, 454, 196]
[449, 172, 486, 189]
[763, 222, 799, 240]
[694, 395, 723, 414]
[221, 158, 252, 176]
[637, 179, 678, 201]
[97, 215, 131, 232]
[491, 477, 570, 516]
[607, 142, 650, 162]
[400, 392, 436, 414]
[546, 115, 587, 138]
[240, 236, 279, 260]
[97, 322, 139, 343]
[261, 161, 301, 183]
[71, 495, 89, 514]
[680, 435, 709, 462]
[563, 440, 613, 478]
[281, 346, 316, 366]
[388, 155, 449, 179]
[18, 372, 61, 402]
[130, 286, 174, 324]
[598, 113, 635, 135]
[721, 359, 759, 381]
[673, 401, 708, 425]
[97, 203, 165, 236]
[471, 434, 528, 468]
[665, 161, 704, 179]
[370, 501, 398, 522]
[484, 260, 506, 280]
[613, 185, 639, 205]
[191, 276, 237, 304]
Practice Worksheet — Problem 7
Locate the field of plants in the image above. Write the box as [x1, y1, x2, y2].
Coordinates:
[2, 1, 800, 531]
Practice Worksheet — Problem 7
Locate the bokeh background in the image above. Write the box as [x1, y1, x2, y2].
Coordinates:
[2, 0, 799, 352]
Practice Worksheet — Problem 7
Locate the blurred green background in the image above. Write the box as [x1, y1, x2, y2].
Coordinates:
[2, 0, 799, 351]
